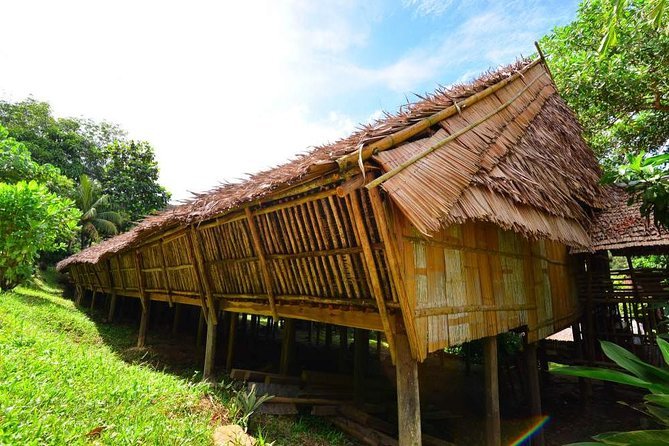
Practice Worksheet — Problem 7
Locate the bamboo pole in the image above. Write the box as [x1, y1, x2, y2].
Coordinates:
[188, 227, 218, 325]
[158, 239, 173, 307]
[348, 192, 396, 363]
[245, 208, 278, 318]
[366, 71, 548, 189]
[368, 188, 420, 359]
[336, 58, 543, 171]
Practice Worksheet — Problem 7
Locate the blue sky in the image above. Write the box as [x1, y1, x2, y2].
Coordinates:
[0, 0, 580, 200]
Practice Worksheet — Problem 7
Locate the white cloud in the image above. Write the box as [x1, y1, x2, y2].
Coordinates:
[0, 0, 575, 201]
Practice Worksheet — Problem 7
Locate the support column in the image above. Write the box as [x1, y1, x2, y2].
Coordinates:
[395, 333, 421, 446]
[354, 329, 369, 404]
[280, 319, 296, 375]
[525, 342, 545, 446]
[196, 308, 206, 349]
[172, 303, 182, 336]
[226, 313, 237, 371]
[137, 300, 151, 348]
[203, 316, 217, 381]
[484, 336, 501, 446]
[90, 291, 97, 310]
[338, 326, 348, 372]
[107, 291, 117, 322]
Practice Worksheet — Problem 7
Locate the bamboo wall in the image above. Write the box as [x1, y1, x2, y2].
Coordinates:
[390, 210, 579, 360]
[68, 182, 579, 361]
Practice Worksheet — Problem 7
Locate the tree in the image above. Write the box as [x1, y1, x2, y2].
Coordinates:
[75, 175, 122, 249]
[0, 181, 79, 290]
[102, 140, 170, 224]
[0, 124, 74, 196]
[541, 0, 669, 166]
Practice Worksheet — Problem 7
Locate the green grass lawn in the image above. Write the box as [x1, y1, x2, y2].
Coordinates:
[0, 271, 354, 445]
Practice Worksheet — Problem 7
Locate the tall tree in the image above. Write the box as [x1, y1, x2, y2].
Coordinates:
[541, 0, 669, 167]
[75, 174, 122, 249]
[102, 140, 170, 224]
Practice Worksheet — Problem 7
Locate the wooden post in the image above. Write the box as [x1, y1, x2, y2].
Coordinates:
[376, 331, 382, 357]
[325, 325, 333, 349]
[395, 333, 421, 446]
[204, 316, 217, 381]
[280, 319, 296, 375]
[137, 299, 151, 348]
[525, 342, 545, 446]
[484, 336, 501, 446]
[172, 303, 182, 336]
[245, 208, 278, 318]
[197, 308, 205, 349]
[226, 313, 237, 371]
[107, 291, 118, 322]
[90, 291, 97, 310]
[338, 326, 348, 372]
[354, 329, 369, 404]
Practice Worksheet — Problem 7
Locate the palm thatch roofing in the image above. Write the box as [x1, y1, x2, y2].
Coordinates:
[581, 185, 669, 254]
[58, 57, 603, 272]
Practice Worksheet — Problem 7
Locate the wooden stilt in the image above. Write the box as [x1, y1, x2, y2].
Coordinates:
[338, 326, 348, 372]
[376, 331, 382, 357]
[484, 336, 501, 446]
[137, 300, 151, 348]
[525, 342, 545, 446]
[90, 291, 97, 310]
[75, 285, 83, 306]
[197, 308, 205, 349]
[280, 319, 296, 375]
[204, 316, 217, 381]
[107, 291, 117, 322]
[226, 313, 237, 371]
[395, 333, 421, 446]
[354, 329, 369, 404]
[172, 303, 182, 336]
[325, 325, 332, 349]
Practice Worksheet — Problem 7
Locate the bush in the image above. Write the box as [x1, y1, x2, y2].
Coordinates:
[0, 181, 78, 290]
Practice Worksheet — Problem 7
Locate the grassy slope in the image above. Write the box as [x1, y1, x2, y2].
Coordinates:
[0, 271, 354, 445]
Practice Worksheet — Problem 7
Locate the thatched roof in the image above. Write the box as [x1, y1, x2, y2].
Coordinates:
[581, 186, 669, 253]
[58, 57, 603, 271]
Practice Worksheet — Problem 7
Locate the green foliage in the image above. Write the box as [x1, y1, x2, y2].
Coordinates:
[0, 181, 78, 290]
[599, 0, 668, 53]
[541, 0, 669, 164]
[553, 338, 669, 444]
[102, 140, 170, 224]
[0, 124, 73, 196]
[75, 174, 122, 249]
[225, 382, 274, 430]
[609, 152, 669, 228]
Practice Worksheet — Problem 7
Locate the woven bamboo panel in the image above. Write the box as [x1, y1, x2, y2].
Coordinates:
[394, 210, 578, 357]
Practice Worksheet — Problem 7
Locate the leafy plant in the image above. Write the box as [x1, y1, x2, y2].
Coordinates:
[229, 383, 273, 430]
[553, 338, 669, 444]
[0, 181, 79, 289]
[608, 152, 669, 229]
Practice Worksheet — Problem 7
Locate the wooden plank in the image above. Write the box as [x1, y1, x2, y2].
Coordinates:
[348, 192, 396, 363]
[395, 333, 421, 446]
[484, 336, 501, 446]
[245, 208, 278, 318]
[368, 188, 420, 360]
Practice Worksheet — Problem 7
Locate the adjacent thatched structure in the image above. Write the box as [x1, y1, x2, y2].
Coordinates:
[58, 56, 603, 444]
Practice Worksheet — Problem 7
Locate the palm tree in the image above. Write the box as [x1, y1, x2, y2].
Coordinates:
[75, 174, 123, 249]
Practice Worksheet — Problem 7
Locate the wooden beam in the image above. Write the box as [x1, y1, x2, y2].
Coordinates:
[226, 313, 237, 371]
[134, 250, 151, 348]
[280, 319, 296, 375]
[158, 239, 173, 307]
[188, 227, 217, 324]
[395, 333, 421, 446]
[244, 208, 278, 318]
[348, 192, 396, 363]
[368, 187, 420, 359]
[204, 316, 217, 381]
[484, 336, 501, 446]
[133, 251, 148, 312]
[525, 342, 545, 446]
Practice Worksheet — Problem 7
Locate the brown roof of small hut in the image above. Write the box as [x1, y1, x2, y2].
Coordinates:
[58, 57, 603, 271]
[582, 185, 669, 253]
